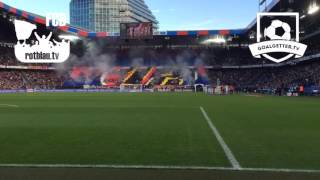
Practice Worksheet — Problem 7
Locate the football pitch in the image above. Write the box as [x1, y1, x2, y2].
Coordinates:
[0, 92, 320, 179]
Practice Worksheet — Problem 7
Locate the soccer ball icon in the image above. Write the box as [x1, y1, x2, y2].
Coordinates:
[264, 20, 291, 40]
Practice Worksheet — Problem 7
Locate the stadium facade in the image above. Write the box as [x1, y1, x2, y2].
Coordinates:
[70, 0, 158, 33]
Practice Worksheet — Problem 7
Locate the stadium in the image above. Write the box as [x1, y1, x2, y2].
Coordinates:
[0, 0, 320, 179]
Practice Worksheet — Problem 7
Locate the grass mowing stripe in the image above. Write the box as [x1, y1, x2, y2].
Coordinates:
[200, 106, 241, 169]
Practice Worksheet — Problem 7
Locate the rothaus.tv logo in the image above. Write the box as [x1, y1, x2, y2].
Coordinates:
[14, 13, 70, 63]
[249, 13, 307, 63]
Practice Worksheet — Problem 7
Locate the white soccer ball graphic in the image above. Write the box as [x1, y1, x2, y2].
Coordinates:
[264, 20, 291, 40]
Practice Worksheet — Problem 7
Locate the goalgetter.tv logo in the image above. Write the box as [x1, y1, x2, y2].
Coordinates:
[14, 13, 70, 63]
[249, 13, 307, 63]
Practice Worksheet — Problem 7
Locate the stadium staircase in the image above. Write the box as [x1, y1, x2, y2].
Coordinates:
[123, 69, 137, 84]
[21, 72, 32, 87]
[141, 67, 156, 85]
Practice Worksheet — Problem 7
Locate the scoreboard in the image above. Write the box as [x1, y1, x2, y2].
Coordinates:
[120, 22, 153, 39]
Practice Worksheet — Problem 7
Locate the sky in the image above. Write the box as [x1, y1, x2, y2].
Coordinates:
[1, 0, 264, 31]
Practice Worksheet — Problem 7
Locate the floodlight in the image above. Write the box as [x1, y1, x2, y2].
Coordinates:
[59, 35, 80, 41]
[202, 36, 226, 44]
[308, 3, 319, 14]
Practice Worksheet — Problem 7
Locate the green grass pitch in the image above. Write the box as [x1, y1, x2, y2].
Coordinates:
[0, 92, 320, 170]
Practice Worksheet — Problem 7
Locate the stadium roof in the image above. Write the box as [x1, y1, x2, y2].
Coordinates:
[0, 1, 246, 38]
[3, 0, 319, 45]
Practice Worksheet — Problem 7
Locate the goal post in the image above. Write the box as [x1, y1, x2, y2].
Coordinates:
[120, 84, 143, 92]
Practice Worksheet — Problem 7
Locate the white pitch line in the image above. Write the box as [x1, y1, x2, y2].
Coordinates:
[0, 164, 320, 173]
[242, 167, 320, 173]
[199, 106, 241, 169]
[0, 164, 233, 170]
[0, 104, 19, 108]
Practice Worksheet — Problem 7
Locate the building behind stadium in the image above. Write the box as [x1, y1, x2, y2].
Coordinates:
[70, 0, 158, 33]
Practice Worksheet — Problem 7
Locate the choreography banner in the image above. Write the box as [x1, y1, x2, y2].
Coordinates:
[249, 40, 307, 58]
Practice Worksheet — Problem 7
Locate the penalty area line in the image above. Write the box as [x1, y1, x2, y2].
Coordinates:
[0, 104, 19, 108]
[199, 106, 241, 169]
[0, 164, 319, 173]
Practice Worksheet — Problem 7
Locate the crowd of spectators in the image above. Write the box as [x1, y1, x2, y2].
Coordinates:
[0, 46, 17, 66]
[0, 70, 64, 90]
[2, 43, 320, 67]
[209, 61, 320, 92]
[109, 46, 261, 66]
[0, 46, 55, 66]
[24, 71, 65, 89]
[0, 45, 319, 91]
[0, 71, 25, 89]
[0, 45, 64, 90]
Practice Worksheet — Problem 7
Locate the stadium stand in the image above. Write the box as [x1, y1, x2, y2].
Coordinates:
[0, 0, 319, 96]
